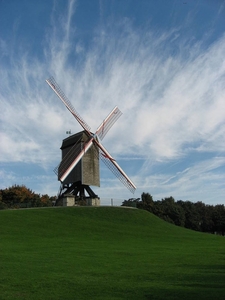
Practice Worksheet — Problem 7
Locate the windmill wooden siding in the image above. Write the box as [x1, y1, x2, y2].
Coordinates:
[59, 131, 100, 187]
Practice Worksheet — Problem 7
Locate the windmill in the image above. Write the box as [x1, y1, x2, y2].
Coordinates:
[46, 77, 136, 205]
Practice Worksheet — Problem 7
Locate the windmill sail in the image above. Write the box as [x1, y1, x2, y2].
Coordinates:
[46, 77, 91, 133]
[100, 152, 136, 193]
[93, 139, 136, 193]
[96, 106, 122, 140]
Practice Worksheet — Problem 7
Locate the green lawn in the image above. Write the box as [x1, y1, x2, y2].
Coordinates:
[0, 207, 224, 299]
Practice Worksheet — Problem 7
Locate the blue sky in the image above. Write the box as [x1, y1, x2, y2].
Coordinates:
[0, 0, 225, 205]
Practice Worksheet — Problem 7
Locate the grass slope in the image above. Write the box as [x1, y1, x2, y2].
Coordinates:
[0, 207, 224, 300]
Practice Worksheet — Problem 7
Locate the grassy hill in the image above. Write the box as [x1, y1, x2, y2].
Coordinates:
[0, 207, 224, 300]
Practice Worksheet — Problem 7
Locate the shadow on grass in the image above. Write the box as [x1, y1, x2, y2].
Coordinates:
[144, 264, 225, 300]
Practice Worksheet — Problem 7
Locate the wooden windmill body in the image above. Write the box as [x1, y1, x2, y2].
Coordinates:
[60, 131, 100, 186]
[58, 131, 100, 203]
[46, 77, 136, 206]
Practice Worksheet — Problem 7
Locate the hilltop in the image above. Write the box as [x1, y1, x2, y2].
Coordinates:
[0, 207, 224, 299]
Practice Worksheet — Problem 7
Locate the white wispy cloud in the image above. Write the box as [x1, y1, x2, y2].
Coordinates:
[136, 156, 225, 204]
[0, 1, 224, 203]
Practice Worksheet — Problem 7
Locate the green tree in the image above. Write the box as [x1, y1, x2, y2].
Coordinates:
[121, 198, 140, 208]
[0, 201, 7, 210]
[138, 193, 154, 212]
[161, 197, 185, 226]
[213, 205, 225, 235]
[151, 197, 185, 226]
[177, 201, 201, 231]
[193, 202, 214, 233]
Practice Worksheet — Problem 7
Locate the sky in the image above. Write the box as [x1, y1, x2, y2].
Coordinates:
[0, 0, 225, 205]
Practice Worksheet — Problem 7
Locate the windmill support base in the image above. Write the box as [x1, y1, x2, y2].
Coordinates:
[56, 181, 100, 206]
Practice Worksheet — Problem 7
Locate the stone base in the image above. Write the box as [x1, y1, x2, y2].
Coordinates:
[62, 194, 75, 207]
[86, 198, 100, 206]
[62, 195, 100, 207]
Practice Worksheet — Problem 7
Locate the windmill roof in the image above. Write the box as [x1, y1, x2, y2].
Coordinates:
[60, 131, 91, 150]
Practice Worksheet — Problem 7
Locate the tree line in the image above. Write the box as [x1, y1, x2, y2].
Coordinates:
[0, 185, 56, 209]
[122, 193, 225, 235]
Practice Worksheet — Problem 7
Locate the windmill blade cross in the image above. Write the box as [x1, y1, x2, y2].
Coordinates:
[47, 76, 136, 193]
